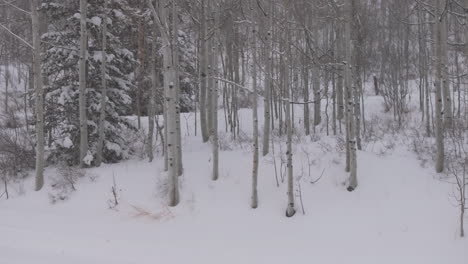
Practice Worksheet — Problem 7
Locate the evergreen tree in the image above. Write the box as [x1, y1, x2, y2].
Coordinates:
[41, 0, 137, 165]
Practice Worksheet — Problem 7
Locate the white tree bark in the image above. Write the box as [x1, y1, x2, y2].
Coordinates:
[435, 0, 445, 173]
[262, 27, 272, 156]
[210, 2, 219, 181]
[96, 0, 108, 167]
[31, 0, 44, 191]
[147, 16, 158, 163]
[440, 1, 452, 129]
[302, 64, 310, 135]
[285, 97, 295, 217]
[79, 0, 88, 167]
[345, 0, 357, 191]
[211, 44, 219, 181]
[172, 0, 183, 176]
[148, 0, 179, 206]
[313, 61, 321, 127]
[251, 28, 259, 208]
[199, 0, 209, 142]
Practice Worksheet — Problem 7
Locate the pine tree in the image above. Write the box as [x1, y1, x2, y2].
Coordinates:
[42, 0, 136, 165]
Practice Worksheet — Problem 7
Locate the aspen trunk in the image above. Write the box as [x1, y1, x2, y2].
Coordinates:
[31, 0, 45, 191]
[96, 0, 108, 167]
[302, 65, 310, 135]
[211, 3, 219, 181]
[435, 0, 445, 173]
[336, 25, 344, 123]
[251, 28, 259, 209]
[198, 0, 209, 142]
[313, 64, 321, 126]
[147, 18, 158, 163]
[4, 57, 9, 114]
[148, 0, 179, 206]
[79, 0, 89, 167]
[172, 0, 183, 176]
[211, 51, 219, 181]
[136, 19, 145, 130]
[285, 97, 295, 217]
[262, 28, 272, 156]
[440, 2, 452, 129]
[345, 0, 357, 190]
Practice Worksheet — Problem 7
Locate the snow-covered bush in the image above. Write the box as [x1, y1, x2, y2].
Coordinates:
[48, 164, 90, 203]
[0, 128, 34, 179]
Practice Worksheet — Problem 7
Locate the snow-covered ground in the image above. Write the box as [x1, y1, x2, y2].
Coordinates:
[1, 83, 468, 263]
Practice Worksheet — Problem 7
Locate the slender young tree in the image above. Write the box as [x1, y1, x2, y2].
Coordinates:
[31, 0, 45, 191]
[262, 8, 272, 156]
[210, 1, 219, 181]
[198, 0, 209, 142]
[345, 0, 357, 191]
[148, 0, 179, 206]
[172, 0, 183, 176]
[285, 97, 295, 217]
[439, 0, 452, 129]
[147, 13, 158, 163]
[435, 0, 445, 173]
[211, 44, 219, 181]
[251, 27, 259, 208]
[96, 0, 108, 167]
[79, 0, 89, 167]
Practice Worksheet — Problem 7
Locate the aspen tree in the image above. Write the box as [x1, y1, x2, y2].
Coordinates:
[345, 0, 357, 191]
[262, 4, 273, 156]
[285, 97, 295, 217]
[251, 27, 259, 208]
[172, 0, 183, 176]
[211, 1, 219, 181]
[440, 0, 452, 129]
[199, 0, 209, 142]
[147, 14, 158, 163]
[79, 0, 89, 168]
[31, 0, 45, 190]
[435, 0, 445, 173]
[148, 0, 179, 206]
[96, 0, 108, 167]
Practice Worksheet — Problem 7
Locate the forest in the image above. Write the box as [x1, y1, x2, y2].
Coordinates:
[1, 0, 468, 263]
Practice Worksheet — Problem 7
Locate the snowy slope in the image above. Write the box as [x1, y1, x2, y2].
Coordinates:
[1, 90, 468, 263]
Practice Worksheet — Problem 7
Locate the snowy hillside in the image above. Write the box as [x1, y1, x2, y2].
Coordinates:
[1, 93, 467, 263]
[2, 0, 468, 263]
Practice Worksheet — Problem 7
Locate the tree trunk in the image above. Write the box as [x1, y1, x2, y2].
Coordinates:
[96, 0, 108, 167]
[79, 0, 89, 168]
[262, 21, 272, 156]
[302, 65, 310, 135]
[346, 0, 357, 191]
[173, 0, 183, 176]
[31, 0, 45, 191]
[198, 0, 209, 142]
[148, 0, 179, 206]
[440, 2, 452, 129]
[336, 24, 344, 123]
[285, 97, 295, 217]
[147, 15, 158, 163]
[435, 0, 445, 173]
[313, 64, 321, 126]
[251, 28, 259, 208]
[136, 19, 145, 130]
[211, 52, 219, 181]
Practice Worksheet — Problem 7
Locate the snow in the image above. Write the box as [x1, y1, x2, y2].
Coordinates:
[83, 151, 93, 166]
[90, 16, 102, 27]
[61, 137, 73, 148]
[1, 81, 467, 263]
[113, 10, 125, 19]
